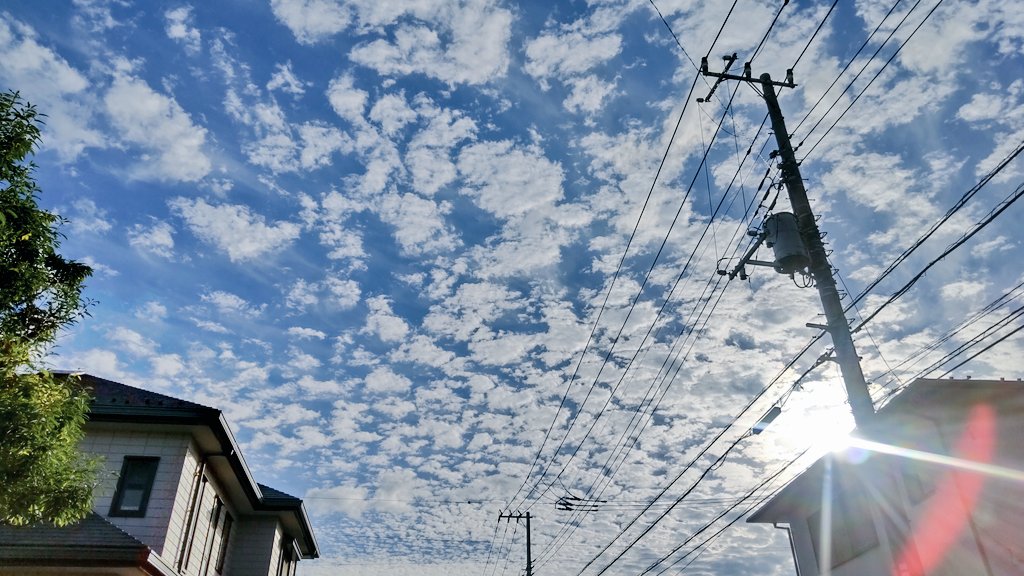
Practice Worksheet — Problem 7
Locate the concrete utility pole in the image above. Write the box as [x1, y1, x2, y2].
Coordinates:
[498, 511, 532, 576]
[701, 60, 921, 575]
[758, 74, 876, 428]
[701, 59, 874, 427]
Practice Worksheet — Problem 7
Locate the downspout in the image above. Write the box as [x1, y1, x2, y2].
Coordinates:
[774, 523, 802, 576]
[177, 457, 207, 571]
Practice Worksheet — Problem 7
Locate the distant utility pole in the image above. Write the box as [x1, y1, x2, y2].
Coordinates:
[702, 57, 921, 575]
[701, 56, 874, 428]
[498, 511, 532, 576]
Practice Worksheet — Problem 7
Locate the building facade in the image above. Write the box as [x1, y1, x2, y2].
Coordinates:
[0, 373, 318, 576]
[749, 378, 1024, 575]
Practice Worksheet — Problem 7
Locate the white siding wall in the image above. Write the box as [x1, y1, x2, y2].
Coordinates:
[226, 517, 281, 576]
[80, 427, 299, 576]
[81, 429, 190, 559]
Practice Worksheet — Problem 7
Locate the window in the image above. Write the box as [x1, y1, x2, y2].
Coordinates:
[215, 512, 233, 573]
[110, 457, 160, 517]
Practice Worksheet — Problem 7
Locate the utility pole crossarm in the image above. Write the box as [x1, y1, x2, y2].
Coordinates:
[699, 56, 796, 88]
[498, 511, 533, 576]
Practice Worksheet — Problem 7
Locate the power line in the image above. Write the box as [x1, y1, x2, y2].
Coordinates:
[844, 138, 1024, 316]
[533, 119, 777, 570]
[790, 0, 906, 139]
[526, 78, 745, 510]
[870, 279, 1024, 398]
[516, 0, 752, 514]
[800, 0, 946, 162]
[644, 449, 810, 576]
[790, 0, 838, 71]
[853, 180, 1024, 335]
[506, 70, 703, 511]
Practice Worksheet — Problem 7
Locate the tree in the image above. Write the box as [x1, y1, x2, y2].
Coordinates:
[0, 90, 96, 526]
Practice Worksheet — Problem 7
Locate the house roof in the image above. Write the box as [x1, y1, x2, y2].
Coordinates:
[747, 377, 1024, 524]
[56, 372, 319, 559]
[0, 511, 148, 565]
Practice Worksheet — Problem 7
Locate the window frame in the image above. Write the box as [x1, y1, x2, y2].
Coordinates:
[109, 456, 161, 517]
[215, 511, 233, 573]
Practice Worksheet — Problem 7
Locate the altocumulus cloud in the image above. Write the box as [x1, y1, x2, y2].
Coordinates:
[169, 197, 301, 262]
[104, 70, 211, 182]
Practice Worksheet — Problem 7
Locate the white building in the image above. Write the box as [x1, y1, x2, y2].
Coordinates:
[749, 378, 1024, 575]
[0, 373, 319, 576]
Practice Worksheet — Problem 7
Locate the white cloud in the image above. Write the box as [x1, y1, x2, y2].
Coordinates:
[191, 318, 231, 334]
[524, 30, 622, 88]
[423, 281, 524, 341]
[244, 122, 350, 173]
[244, 132, 299, 173]
[390, 335, 456, 369]
[170, 197, 301, 262]
[347, 0, 513, 86]
[104, 72, 211, 182]
[377, 192, 459, 256]
[369, 92, 417, 135]
[308, 191, 369, 266]
[269, 0, 351, 44]
[164, 6, 201, 55]
[201, 290, 264, 317]
[363, 296, 410, 343]
[325, 277, 361, 309]
[128, 220, 176, 259]
[957, 92, 1009, 124]
[286, 279, 320, 311]
[0, 17, 104, 161]
[457, 140, 564, 217]
[564, 74, 618, 114]
[66, 198, 113, 235]
[64, 348, 129, 381]
[287, 347, 322, 372]
[326, 74, 368, 124]
[134, 301, 167, 322]
[364, 366, 412, 394]
[77, 256, 118, 278]
[151, 353, 185, 377]
[305, 484, 370, 519]
[288, 326, 328, 340]
[108, 326, 157, 357]
[267, 61, 308, 96]
[298, 122, 353, 168]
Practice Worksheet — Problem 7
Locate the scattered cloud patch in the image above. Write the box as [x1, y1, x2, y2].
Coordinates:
[170, 197, 301, 262]
[104, 71, 211, 182]
[65, 198, 113, 235]
[347, 0, 513, 85]
[267, 61, 308, 96]
[201, 290, 265, 318]
[164, 6, 201, 55]
[0, 17, 103, 160]
[288, 326, 328, 340]
[128, 220, 176, 259]
[269, 0, 351, 44]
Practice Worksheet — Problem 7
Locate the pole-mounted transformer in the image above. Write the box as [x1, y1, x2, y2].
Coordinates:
[764, 212, 810, 275]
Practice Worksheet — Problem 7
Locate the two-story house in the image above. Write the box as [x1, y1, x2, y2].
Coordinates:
[749, 378, 1024, 575]
[0, 373, 319, 576]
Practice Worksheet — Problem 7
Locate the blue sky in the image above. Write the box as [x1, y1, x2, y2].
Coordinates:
[3, 1, 1024, 574]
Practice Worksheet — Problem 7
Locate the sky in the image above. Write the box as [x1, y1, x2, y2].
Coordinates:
[3, 0, 1024, 575]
